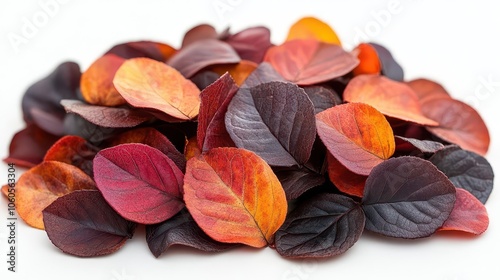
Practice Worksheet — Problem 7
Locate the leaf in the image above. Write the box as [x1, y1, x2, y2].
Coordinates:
[241, 62, 285, 88]
[182, 24, 218, 47]
[106, 41, 176, 61]
[190, 70, 221, 90]
[61, 100, 151, 128]
[4, 124, 60, 168]
[22, 61, 81, 135]
[168, 39, 240, 78]
[369, 43, 404, 81]
[395, 136, 445, 154]
[146, 208, 236, 258]
[16, 161, 96, 229]
[63, 114, 122, 145]
[80, 54, 127, 106]
[362, 157, 456, 238]
[183, 147, 287, 247]
[315, 103, 395, 175]
[224, 26, 273, 63]
[406, 78, 451, 103]
[225, 81, 316, 166]
[302, 85, 342, 114]
[327, 153, 367, 198]
[184, 136, 201, 162]
[352, 43, 381, 76]
[286, 17, 341, 45]
[429, 145, 494, 204]
[113, 57, 201, 120]
[421, 97, 490, 155]
[210, 60, 258, 86]
[197, 73, 238, 152]
[44, 135, 99, 177]
[275, 193, 364, 258]
[343, 75, 439, 126]
[264, 39, 358, 85]
[93, 143, 184, 224]
[43, 190, 137, 257]
[439, 188, 489, 235]
[109, 127, 186, 171]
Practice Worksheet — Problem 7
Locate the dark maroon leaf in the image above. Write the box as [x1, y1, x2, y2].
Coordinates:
[109, 127, 186, 172]
[182, 24, 218, 47]
[362, 157, 456, 238]
[190, 70, 221, 90]
[302, 85, 342, 114]
[242, 62, 285, 88]
[168, 39, 240, 78]
[225, 81, 316, 166]
[395, 136, 445, 154]
[105, 41, 175, 61]
[197, 73, 238, 152]
[63, 113, 122, 145]
[429, 145, 494, 204]
[43, 190, 137, 257]
[275, 193, 365, 258]
[224, 26, 273, 63]
[4, 124, 60, 168]
[368, 42, 404, 81]
[61, 100, 152, 128]
[93, 144, 184, 224]
[22, 61, 81, 135]
[146, 208, 236, 258]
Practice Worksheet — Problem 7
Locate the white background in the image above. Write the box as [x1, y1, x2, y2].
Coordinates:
[1, 0, 499, 279]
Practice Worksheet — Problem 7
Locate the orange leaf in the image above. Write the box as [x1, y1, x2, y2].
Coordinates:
[421, 97, 490, 155]
[352, 43, 381, 76]
[264, 39, 358, 85]
[286, 17, 341, 45]
[183, 147, 287, 248]
[113, 57, 200, 120]
[406, 78, 452, 103]
[327, 153, 367, 197]
[184, 136, 201, 162]
[16, 161, 96, 229]
[81, 54, 127, 106]
[316, 103, 395, 175]
[344, 74, 439, 126]
[210, 60, 258, 86]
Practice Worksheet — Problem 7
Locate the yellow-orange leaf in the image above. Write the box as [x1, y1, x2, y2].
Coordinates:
[286, 17, 341, 45]
[316, 103, 395, 175]
[211, 60, 258, 86]
[113, 57, 201, 120]
[183, 147, 287, 248]
[352, 43, 381, 76]
[81, 54, 127, 106]
[16, 161, 96, 229]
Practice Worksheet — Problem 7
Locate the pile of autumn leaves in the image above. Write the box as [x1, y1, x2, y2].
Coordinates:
[3, 17, 494, 259]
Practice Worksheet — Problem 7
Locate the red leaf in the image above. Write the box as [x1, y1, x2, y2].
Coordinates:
[44, 135, 99, 176]
[439, 188, 489, 235]
[225, 26, 273, 63]
[93, 143, 184, 224]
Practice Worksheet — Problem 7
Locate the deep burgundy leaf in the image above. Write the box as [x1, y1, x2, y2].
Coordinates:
[224, 26, 273, 63]
[241, 62, 285, 88]
[190, 70, 221, 90]
[429, 145, 494, 204]
[43, 190, 137, 257]
[63, 114, 123, 145]
[275, 193, 365, 258]
[22, 62, 81, 135]
[105, 41, 175, 61]
[109, 127, 186, 172]
[368, 42, 404, 81]
[182, 24, 218, 47]
[197, 73, 239, 152]
[395, 136, 445, 154]
[93, 144, 184, 224]
[4, 124, 60, 168]
[146, 208, 236, 258]
[362, 157, 456, 238]
[168, 39, 240, 78]
[225, 81, 316, 166]
[302, 85, 342, 114]
[61, 100, 151, 128]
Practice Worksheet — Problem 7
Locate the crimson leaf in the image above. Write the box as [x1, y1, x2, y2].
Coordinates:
[429, 145, 494, 204]
[362, 156, 456, 238]
[225, 81, 316, 166]
[275, 193, 365, 258]
[43, 190, 136, 257]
